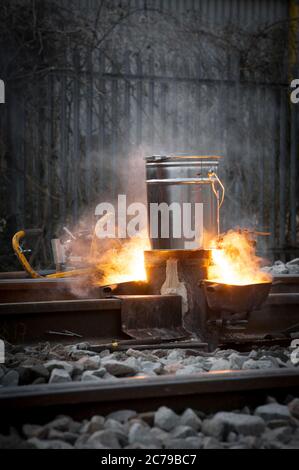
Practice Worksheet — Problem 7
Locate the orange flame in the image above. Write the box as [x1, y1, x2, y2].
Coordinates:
[208, 230, 272, 285]
[93, 234, 150, 285]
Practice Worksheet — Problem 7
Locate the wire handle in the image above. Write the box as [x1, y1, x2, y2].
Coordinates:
[208, 171, 225, 237]
[208, 171, 225, 208]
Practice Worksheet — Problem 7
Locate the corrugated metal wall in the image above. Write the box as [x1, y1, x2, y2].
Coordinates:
[62, 0, 288, 19]
[62, 0, 289, 25]
[2, 0, 298, 268]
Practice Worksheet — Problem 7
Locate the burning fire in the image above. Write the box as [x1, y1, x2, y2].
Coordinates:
[208, 230, 272, 285]
[94, 234, 150, 285]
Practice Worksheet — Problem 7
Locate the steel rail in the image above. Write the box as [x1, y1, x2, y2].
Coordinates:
[0, 274, 298, 304]
[0, 369, 298, 430]
[0, 295, 183, 345]
[1, 292, 299, 341]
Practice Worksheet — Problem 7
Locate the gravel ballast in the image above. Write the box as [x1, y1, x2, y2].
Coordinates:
[262, 258, 299, 275]
[1, 397, 299, 449]
[1, 342, 298, 388]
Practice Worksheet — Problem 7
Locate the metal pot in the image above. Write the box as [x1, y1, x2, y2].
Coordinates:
[200, 280, 272, 314]
[145, 155, 224, 250]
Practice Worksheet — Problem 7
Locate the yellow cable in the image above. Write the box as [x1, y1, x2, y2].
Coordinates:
[12, 230, 93, 279]
[12, 231, 42, 278]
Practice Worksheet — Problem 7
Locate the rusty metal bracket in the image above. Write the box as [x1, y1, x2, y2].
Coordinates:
[118, 294, 189, 340]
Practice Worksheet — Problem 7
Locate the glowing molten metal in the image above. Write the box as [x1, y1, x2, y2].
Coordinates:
[208, 230, 272, 286]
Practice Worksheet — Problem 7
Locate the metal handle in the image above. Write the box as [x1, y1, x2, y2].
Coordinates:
[208, 171, 225, 237]
[208, 171, 225, 208]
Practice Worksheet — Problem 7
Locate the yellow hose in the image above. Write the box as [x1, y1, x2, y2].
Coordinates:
[12, 230, 93, 279]
[46, 268, 92, 279]
[12, 231, 42, 278]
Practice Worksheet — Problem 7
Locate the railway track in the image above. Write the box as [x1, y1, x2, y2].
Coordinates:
[0, 274, 298, 304]
[0, 291, 298, 346]
[0, 277, 149, 303]
[0, 294, 186, 345]
[0, 272, 299, 438]
[0, 368, 299, 432]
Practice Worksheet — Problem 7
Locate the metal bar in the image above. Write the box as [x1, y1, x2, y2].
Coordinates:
[0, 298, 124, 345]
[0, 294, 186, 344]
[119, 294, 185, 340]
[0, 272, 30, 279]
[90, 340, 208, 352]
[1, 369, 299, 429]
[265, 293, 299, 305]
[0, 278, 150, 302]
[0, 299, 122, 315]
[0, 278, 78, 292]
